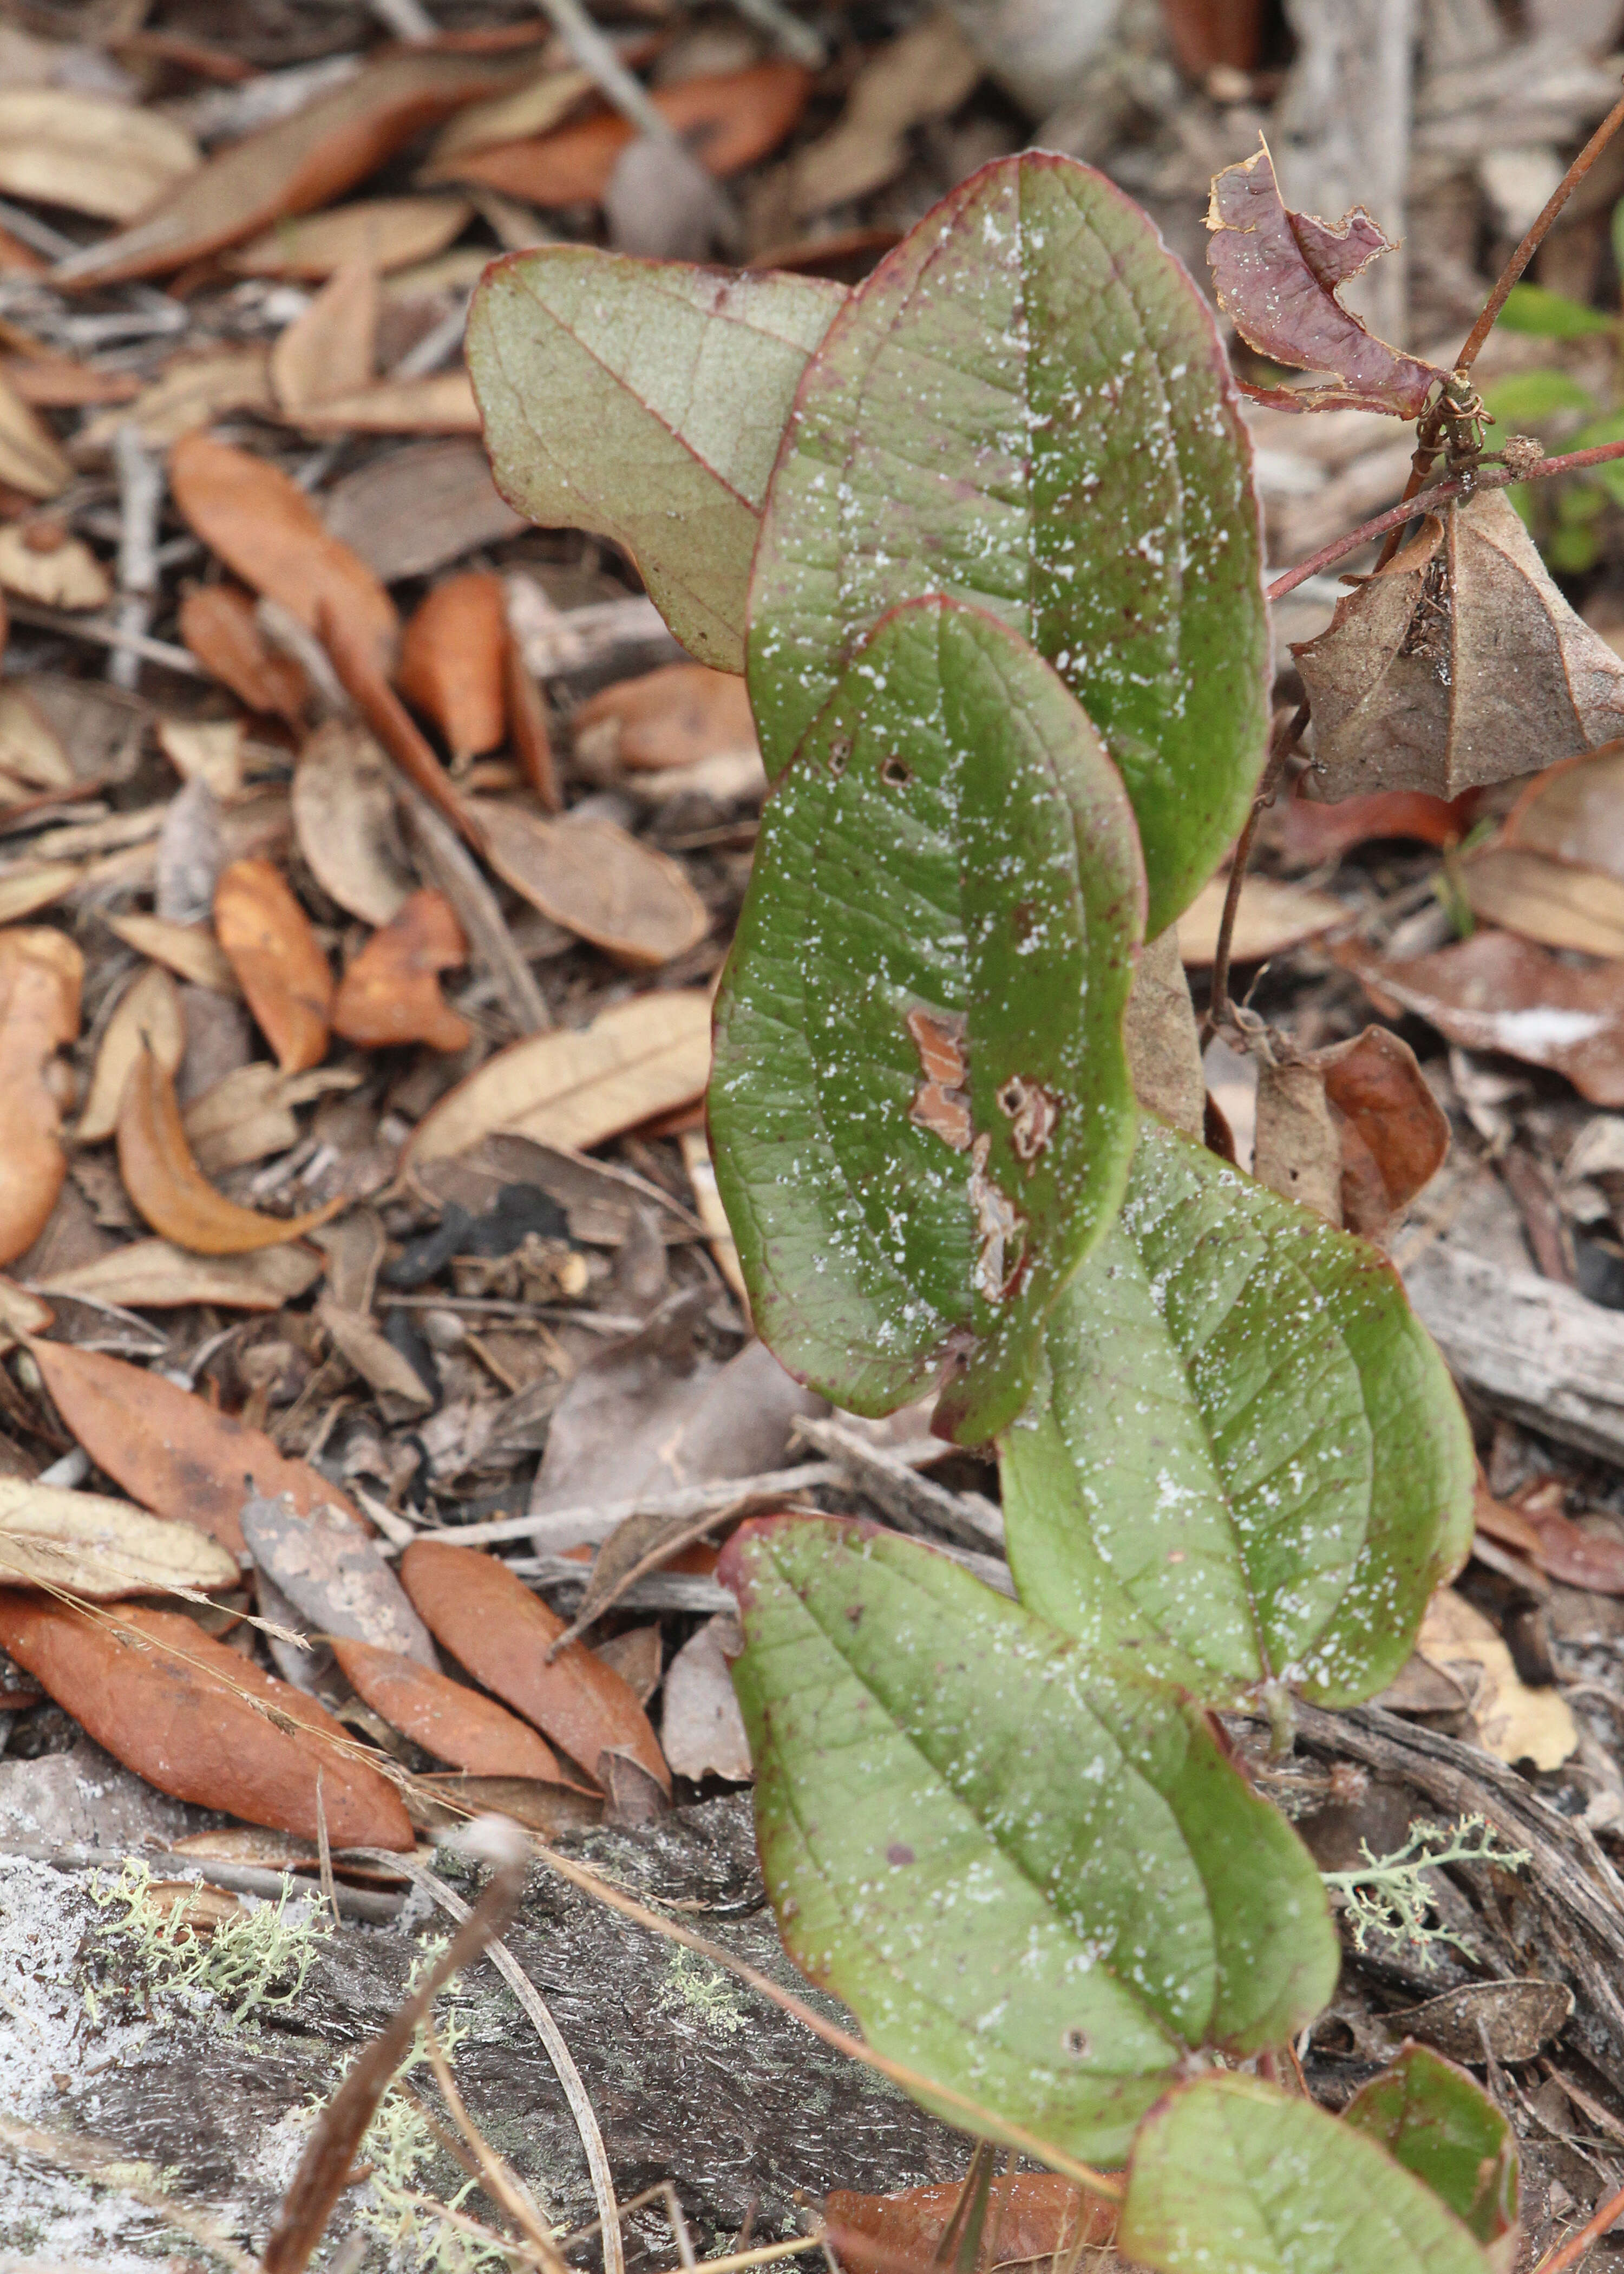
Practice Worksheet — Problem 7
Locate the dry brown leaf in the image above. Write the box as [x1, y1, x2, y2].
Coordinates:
[156, 718, 248, 804]
[291, 370, 481, 436]
[827, 2177, 1114, 2274]
[1176, 872, 1345, 964]
[270, 256, 378, 421]
[1319, 1025, 1450, 1238]
[0, 89, 198, 223]
[291, 720, 414, 927]
[1276, 785, 1474, 863]
[504, 625, 559, 811]
[593, 1623, 661, 1704]
[408, 988, 712, 1164]
[170, 433, 397, 676]
[1504, 737, 1624, 878]
[102, 910, 238, 995]
[400, 1537, 670, 1792]
[1295, 493, 1624, 798]
[1123, 926, 1204, 1139]
[319, 599, 481, 849]
[331, 888, 471, 1053]
[0, 1594, 414, 1849]
[226, 194, 473, 279]
[77, 347, 274, 456]
[181, 1062, 356, 1180]
[1459, 845, 1624, 960]
[0, 522, 112, 611]
[422, 66, 595, 168]
[1252, 1061, 1343, 1224]
[1417, 1588, 1576, 1768]
[677, 1127, 746, 1303]
[440, 62, 811, 207]
[0, 1279, 51, 1339]
[322, 436, 525, 584]
[78, 964, 184, 1144]
[574, 660, 757, 773]
[331, 1635, 569, 1780]
[34, 1238, 324, 1313]
[788, 14, 980, 217]
[1514, 1481, 1624, 1594]
[0, 369, 70, 498]
[178, 585, 308, 724]
[242, 1494, 433, 1657]
[475, 799, 709, 970]
[116, 1044, 344, 1256]
[0, 863, 80, 924]
[51, 48, 531, 289]
[659, 1613, 750, 1780]
[1340, 932, 1624, 1106]
[398, 573, 507, 764]
[0, 683, 73, 793]
[213, 857, 333, 1074]
[315, 1296, 434, 1419]
[0, 927, 81, 1267]
[0, 1480, 237, 1598]
[28, 1338, 364, 1553]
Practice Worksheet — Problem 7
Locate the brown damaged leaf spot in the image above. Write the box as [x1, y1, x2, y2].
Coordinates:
[996, 1074, 1059, 1169]
[0, 1593, 413, 1849]
[968, 1134, 1023, 1303]
[116, 1043, 345, 1256]
[1206, 138, 1450, 418]
[905, 1004, 971, 1151]
[331, 888, 471, 1053]
[0, 925, 82, 1266]
[213, 856, 333, 1074]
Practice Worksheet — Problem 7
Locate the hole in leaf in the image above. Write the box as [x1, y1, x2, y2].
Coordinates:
[1063, 2026, 1090, 2058]
[881, 754, 913, 788]
[828, 735, 851, 777]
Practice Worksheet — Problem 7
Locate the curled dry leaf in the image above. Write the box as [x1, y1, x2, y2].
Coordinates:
[659, 1613, 750, 1782]
[0, 368, 70, 499]
[0, 88, 198, 223]
[116, 1043, 344, 1255]
[397, 573, 507, 763]
[28, 1338, 365, 1554]
[178, 585, 307, 724]
[407, 988, 712, 1164]
[184, 1062, 357, 1179]
[475, 799, 709, 970]
[400, 1538, 670, 1791]
[213, 857, 333, 1074]
[78, 963, 184, 1144]
[51, 48, 528, 290]
[1418, 1588, 1576, 1768]
[1252, 1061, 1343, 1224]
[0, 684, 73, 794]
[103, 910, 238, 995]
[331, 888, 471, 1053]
[319, 596, 482, 850]
[1341, 932, 1624, 1106]
[1512, 1479, 1624, 1593]
[226, 194, 473, 279]
[1123, 927, 1204, 1140]
[158, 718, 247, 803]
[1276, 786, 1476, 865]
[1505, 738, 1624, 875]
[574, 660, 757, 772]
[330, 1635, 569, 1782]
[505, 624, 558, 811]
[442, 62, 813, 207]
[0, 864, 80, 924]
[0, 522, 112, 611]
[292, 720, 414, 927]
[34, 1237, 324, 1313]
[270, 256, 378, 421]
[0, 1595, 414, 1850]
[1320, 1026, 1450, 1239]
[826, 2175, 1114, 2274]
[0, 1480, 237, 1598]
[1206, 138, 1450, 416]
[788, 12, 982, 218]
[0, 926, 81, 1267]
[1295, 493, 1624, 798]
[1459, 845, 1624, 959]
[169, 433, 397, 677]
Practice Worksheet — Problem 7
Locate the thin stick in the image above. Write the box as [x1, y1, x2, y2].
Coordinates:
[1203, 702, 1308, 1044]
[109, 422, 162, 693]
[406, 1860, 626, 2274]
[422, 2015, 564, 2270]
[1534, 2179, 1624, 2274]
[1268, 435, 1624, 600]
[545, 1500, 743, 1659]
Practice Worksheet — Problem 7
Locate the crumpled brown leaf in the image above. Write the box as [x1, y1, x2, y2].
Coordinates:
[1206, 138, 1450, 417]
[332, 888, 470, 1053]
[0, 926, 81, 1267]
[1294, 491, 1624, 798]
[1251, 1027, 1448, 1238]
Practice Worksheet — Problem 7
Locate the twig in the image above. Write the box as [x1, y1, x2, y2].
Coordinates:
[422, 2014, 564, 2270]
[723, 0, 824, 66]
[405, 1858, 625, 2274]
[545, 1500, 745, 1657]
[1268, 436, 1624, 600]
[1535, 2179, 1624, 2274]
[1, 597, 201, 675]
[1203, 701, 1309, 1045]
[109, 422, 162, 692]
[440, 1456, 928, 1552]
[401, 788, 552, 1035]
[531, 0, 682, 146]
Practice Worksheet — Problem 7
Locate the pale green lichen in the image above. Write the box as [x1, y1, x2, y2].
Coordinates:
[1320, 1815, 1531, 1956]
[89, 1858, 330, 2029]
[656, 1945, 748, 2037]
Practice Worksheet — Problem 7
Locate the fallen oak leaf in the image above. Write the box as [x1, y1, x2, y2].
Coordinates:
[213, 857, 333, 1074]
[503, 622, 558, 812]
[225, 193, 473, 279]
[0, 367, 71, 498]
[474, 798, 709, 970]
[0, 87, 198, 225]
[116, 1042, 345, 1256]
[400, 1537, 670, 1792]
[1206, 138, 1450, 417]
[102, 910, 238, 995]
[269, 255, 378, 423]
[240, 1495, 434, 1663]
[825, 2174, 1114, 2274]
[178, 584, 309, 724]
[319, 597, 484, 853]
[291, 371, 481, 437]
[1320, 1025, 1451, 1239]
[0, 1593, 414, 1849]
[291, 720, 414, 927]
[0, 925, 81, 1266]
[330, 1634, 578, 1783]
[1512, 1479, 1624, 1593]
[331, 888, 470, 1053]
[574, 659, 757, 773]
[397, 572, 507, 766]
[1458, 844, 1624, 960]
[77, 963, 184, 1144]
[1276, 786, 1477, 865]
[0, 1480, 237, 1598]
[33, 1238, 323, 1314]
[25, 1337, 365, 1554]
[0, 522, 112, 612]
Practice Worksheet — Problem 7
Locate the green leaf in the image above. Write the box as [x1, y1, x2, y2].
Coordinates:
[1480, 370, 1595, 426]
[467, 248, 846, 674]
[1001, 1119, 1475, 1704]
[718, 1516, 1339, 2165]
[745, 152, 1268, 939]
[1343, 2047, 1517, 2246]
[709, 596, 1144, 1443]
[1119, 2075, 1494, 2274]
[1495, 282, 1616, 337]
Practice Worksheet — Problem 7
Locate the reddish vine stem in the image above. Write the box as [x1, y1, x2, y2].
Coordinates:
[1269, 436, 1624, 602]
[1533, 2179, 1624, 2274]
[1202, 699, 1309, 1046]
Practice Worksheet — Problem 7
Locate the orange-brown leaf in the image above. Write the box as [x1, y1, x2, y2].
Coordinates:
[331, 1634, 572, 1781]
[825, 2175, 1115, 2274]
[116, 1043, 344, 1255]
[446, 63, 811, 206]
[320, 597, 483, 851]
[504, 623, 559, 810]
[213, 857, 333, 1073]
[0, 1593, 413, 1848]
[1319, 1024, 1450, 1239]
[178, 583, 309, 723]
[397, 572, 507, 763]
[170, 432, 397, 675]
[575, 660, 756, 771]
[28, 1338, 365, 1554]
[331, 888, 470, 1053]
[400, 1538, 670, 1792]
[0, 926, 81, 1266]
